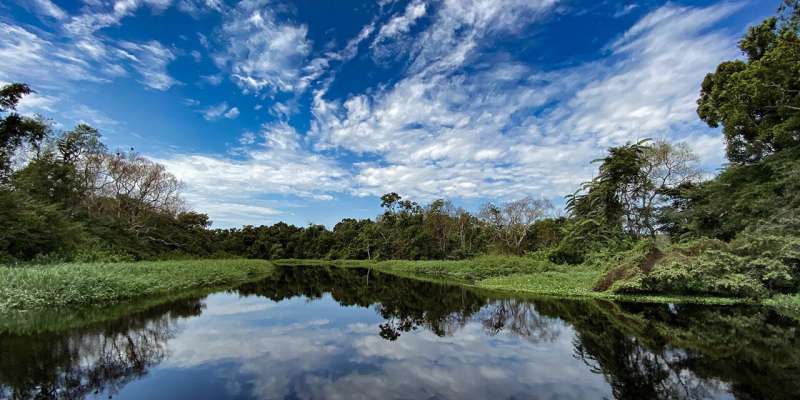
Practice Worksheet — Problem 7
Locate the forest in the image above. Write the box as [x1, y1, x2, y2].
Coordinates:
[1, 2, 798, 302]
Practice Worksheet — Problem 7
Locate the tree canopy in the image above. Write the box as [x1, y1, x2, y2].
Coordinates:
[697, 2, 800, 163]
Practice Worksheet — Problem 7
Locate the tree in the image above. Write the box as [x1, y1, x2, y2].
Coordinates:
[0, 189, 81, 261]
[101, 150, 183, 215]
[0, 83, 48, 183]
[448, 205, 484, 257]
[564, 139, 699, 239]
[697, 3, 800, 163]
[661, 145, 800, 240]
[12, 124, 106, 212]
[424, 199, 454, 259]
[635, 140, 700, 237]
[566, 140, 650, 240]
[480, 197, 553, 255]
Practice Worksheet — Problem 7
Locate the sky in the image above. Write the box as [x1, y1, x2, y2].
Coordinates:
[0, 0, 775, 228]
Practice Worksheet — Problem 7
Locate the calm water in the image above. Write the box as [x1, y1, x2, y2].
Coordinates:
[1, 266, 798, 400]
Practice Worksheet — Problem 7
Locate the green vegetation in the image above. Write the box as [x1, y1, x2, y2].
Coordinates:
[0, 285, 222, 335]
[0, 259, 273, 312]
[697, 0, 800, 163]
[273, 257, 745, 305]
[4, 266, 800, 400]
[0, 2, 798, 307]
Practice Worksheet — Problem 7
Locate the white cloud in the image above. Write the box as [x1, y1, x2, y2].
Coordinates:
[373, 0, 427, 43]
[308, 2, 739, 202]
[177, 0, 223, 18]
[192, 200, 283, 227]
[64, 0, 143, 36]
[224, 107, 240, 119]
[0, 3, 181, 92]
[329, 22, 375, 62]
[15, 90, 59, 114]
[156, 123, 349, 227]
[200, 102, 240, 120]
[118, 40, 179, 90]
[405, 0, 558, 74]
[215, 1, 312, 94]
[213, 0, 383, 98]
[62, 0, 209, 34]
[0, 23, 109, 85]
[239, 131, 257, 145]
[200, 74, 223, 86]
[21, 0, 67, 20]
[614, 3, 638, 18]
[555, 2, 742, 146]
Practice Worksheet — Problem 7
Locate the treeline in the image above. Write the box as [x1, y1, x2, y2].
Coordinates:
[1, 2, 798, 281]
[1, 85, 211, 262]
[208, 195, 558, 260]
[0, 82, 560, 263]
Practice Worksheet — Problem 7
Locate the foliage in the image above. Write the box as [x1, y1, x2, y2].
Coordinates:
[479, 197, 553, 255]
[697, 6, 800, 163]
[662, 145, 800, 240]
[2, 1, 800, 306]
[0, 84, 214, 263]
[0, 189, 82, 262]
[0, 259, 273, 312]
[0, 83, 48, 183]
[603, 231, 800, 299]
[554, 139, 699, 264]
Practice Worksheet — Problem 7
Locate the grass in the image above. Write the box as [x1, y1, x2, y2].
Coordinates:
[0, 254, 761, 319]
[0, 259, 274, 312]
[0, 286, 223, 335]
[274, 256, 750, 305]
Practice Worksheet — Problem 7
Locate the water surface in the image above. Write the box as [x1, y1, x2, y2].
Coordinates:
[1, 266, 798, 399]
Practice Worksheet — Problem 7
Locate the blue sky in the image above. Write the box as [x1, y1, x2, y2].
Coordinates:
[1, 0, 774, 228]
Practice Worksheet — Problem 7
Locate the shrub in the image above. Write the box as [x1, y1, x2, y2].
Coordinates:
[604, 233, 800, 299]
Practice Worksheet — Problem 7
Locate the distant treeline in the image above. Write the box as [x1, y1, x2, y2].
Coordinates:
[1, 1, 799, 292]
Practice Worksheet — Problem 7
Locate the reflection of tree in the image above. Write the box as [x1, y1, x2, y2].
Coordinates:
[12, 266, 791, 400]
[245, 270, 800, 400]
[479, 299, 561, 343]
[534, 299, 800, 400]
[238, 266, 486, 340]
[239, 266, 571, 344]
[0, 298, 202, 399]
[570, 313, 717, 400]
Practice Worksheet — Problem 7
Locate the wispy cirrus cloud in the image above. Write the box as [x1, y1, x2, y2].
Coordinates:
[198, 102, 240, 120]
[371, 0, 427, 53]
[2, 0, 201, 93]
[0, 23, 110, 85]
[308, 1, 740, 202]
[155, 122, 349, 226]
[18, 0, 67, 21]
[214, 0, 312, 94]
[119, 40, 179, 90]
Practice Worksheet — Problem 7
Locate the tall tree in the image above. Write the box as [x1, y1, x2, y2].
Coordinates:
[697, 2, 800, 163]
[0, 83, 48, 183]
[480, 197, 553, 255]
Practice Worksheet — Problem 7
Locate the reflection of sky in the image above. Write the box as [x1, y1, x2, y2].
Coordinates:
[101, 292, 614, 400]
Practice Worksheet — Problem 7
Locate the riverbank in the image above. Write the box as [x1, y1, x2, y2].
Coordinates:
[273, 256, 757, 305]
[0, 259, 274, 312]
[4, 256, 798, 316]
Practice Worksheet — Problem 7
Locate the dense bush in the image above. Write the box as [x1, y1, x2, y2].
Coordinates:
[604, 232, 800, 299]
[662, 146, 800, 240]
[0, 190, 81, 263]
